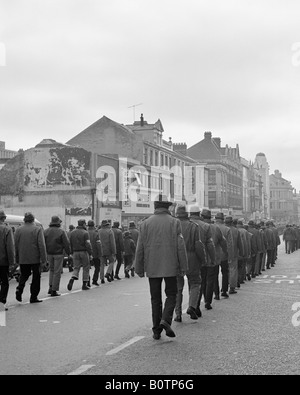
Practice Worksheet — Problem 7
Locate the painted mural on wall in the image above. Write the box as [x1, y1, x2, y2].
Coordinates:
[24, 147, 91, 189]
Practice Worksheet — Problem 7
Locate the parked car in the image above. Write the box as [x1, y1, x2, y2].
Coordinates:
[4, 214, 43, 230]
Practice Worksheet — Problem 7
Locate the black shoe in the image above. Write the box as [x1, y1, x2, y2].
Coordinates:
[67, 278, 74, 291]
[101, 279, 105, 284]
[195, 307, 202, 317]
[247, 274, 251, 281]
[205, 304, 212, 310]
[153, 332, 161, 340]
[125, 272, 130, 278]
[221, 292, 229, 298]
[105, 273, 112, 282]
[229, 289, 237, 294]
[174, 315, 182, 322]
[187, 306, 198, 320]
[114, 275, 121, 280]
[30, 298, 43, 303]
[159, 320, 176, 338]
[214, 295, 220, 300]
[82, 283, 90, 290]
[16, 291, 22, 302]
[92, 281, 100, 286]
[48, 287, 52, 295]
[51, 291, 61, 297]
[130, 269, 135, 277]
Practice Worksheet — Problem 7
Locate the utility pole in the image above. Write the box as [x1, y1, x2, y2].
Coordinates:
[128, 103, 142, 122]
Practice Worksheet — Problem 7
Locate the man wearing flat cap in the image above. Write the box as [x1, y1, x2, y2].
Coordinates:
[44, 215, 71, 297]
[197, 208, 227, 310]
[14, 212, 47, 303]
[225, 216, 244, 294]
[135, 194, 188, 340]
[98, 219, 116, 283]
[0, 210, 15, 310]
[174, 204, 205, 321]
[67, 219, 93, 291]
[214, 212, 234, 298]
[189, 205, 216, 313]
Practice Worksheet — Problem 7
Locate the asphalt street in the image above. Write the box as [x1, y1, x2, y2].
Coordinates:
[1, 236, 300, 376]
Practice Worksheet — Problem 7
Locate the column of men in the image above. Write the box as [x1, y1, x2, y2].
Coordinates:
[0, 206, 281, 321]
[282, 224, 300, 254]
[169, 205, 281, 323]
[0, 210, 139, 308]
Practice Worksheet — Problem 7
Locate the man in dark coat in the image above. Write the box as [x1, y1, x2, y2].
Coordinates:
[123, 230, 136, 277]
[0, 210, 15, 310]
[98, 220, 116, 283]
[44, 215, 71, 297]
[87, 220, 102, 286]
[128, 221, 139, 277]
[112, 221, 124, 280]
[189, 205, 215, 315]
[14, 212, 47, 303]
[214, 212, 234, 298]
[175, 205, 204, 321]
[135, 195, 188, 340]
[67, 219, 93, 291]
[198, 209, 227, 310]
[225, 216, 244, 294]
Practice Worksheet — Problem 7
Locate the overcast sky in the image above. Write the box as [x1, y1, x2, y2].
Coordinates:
[1, 0, 300, 190]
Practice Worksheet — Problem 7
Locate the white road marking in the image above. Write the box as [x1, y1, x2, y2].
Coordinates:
[0, 311, 6, 327]
[67, 364, 95, 375]
[106, 336, 145, 355]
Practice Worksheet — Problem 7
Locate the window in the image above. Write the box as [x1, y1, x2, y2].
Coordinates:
[155, 151, 158, 166]
[144, 147, 148, 165]
[149, 150, 153, 166]
[160, 153, 164, 167]
[208, 169, 216, 184]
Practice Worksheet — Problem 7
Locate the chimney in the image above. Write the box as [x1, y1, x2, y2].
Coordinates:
[204, 131, 212, 140]
[140, 113, 144, 127]
[173, 143, 187, 156]
[213, 137, 221, 148]
[274, 169, 282, 178]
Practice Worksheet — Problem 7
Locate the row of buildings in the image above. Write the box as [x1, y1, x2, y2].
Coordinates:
[0, 114, 299, 229]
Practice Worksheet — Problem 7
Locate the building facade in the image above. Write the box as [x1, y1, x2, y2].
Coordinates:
[0, 141, 17, 170]
[269, 170, 294, 223]
[254, 153, 270, 219]
[187, 132, 243, 217]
